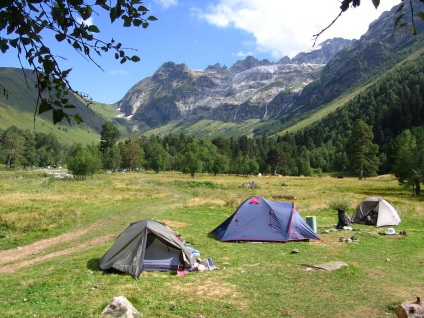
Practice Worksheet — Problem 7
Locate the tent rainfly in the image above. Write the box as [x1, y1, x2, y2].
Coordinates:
[351, 197, 401, 227]
[99, 220, 195, 277]
[211, 196, 320, 242]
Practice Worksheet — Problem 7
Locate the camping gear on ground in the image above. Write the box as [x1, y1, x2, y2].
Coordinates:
[211, 196, 320, 242]
[306, 216, 317, 233]
[351, 197, 401, 227]
[99, 219, 196, 277]
[385, 228, 396, 235]
[336, 209, 351, 229]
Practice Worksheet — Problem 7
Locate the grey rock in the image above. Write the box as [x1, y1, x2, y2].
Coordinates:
[101, 296, 142, 318]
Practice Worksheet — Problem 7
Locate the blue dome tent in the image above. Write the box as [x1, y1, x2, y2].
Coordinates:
[211, 196, 320, 242]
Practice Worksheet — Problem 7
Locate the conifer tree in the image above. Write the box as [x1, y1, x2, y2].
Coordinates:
[347, 119, 380, 180]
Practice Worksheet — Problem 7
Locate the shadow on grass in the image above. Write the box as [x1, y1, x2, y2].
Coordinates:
[87, 258, 100, 271]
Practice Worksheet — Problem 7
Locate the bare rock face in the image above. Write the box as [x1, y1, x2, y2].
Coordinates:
[117, 38, 353, 127]
[101, 296, 142, 318]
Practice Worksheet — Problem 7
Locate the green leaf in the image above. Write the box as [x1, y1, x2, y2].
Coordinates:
[395, 4, 404, 14]
[88, 25, 100, 33]
[74, 114, 84, 124]
[371, 0, 380, 9]
[394, 14, 405, 28]
[133, 19, 142, 27]
[411, 27, 416, 35]
[73, 41, 82, 50]
[131, 55, 140, 62]
[55, 33, 66, 42]
[79, 6, 92, 21]
[0, 39, 9, 53]
[9, 38, 18, 48]
[147, 15, 158, 21]
[53, 109, 70, 125]
[21, 37, 31, 45]
[28, 3, 40, 12]
[123, 16, 131, 27]
[38, 100, 51, 114]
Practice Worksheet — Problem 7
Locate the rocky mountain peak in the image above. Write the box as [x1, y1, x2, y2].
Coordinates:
[152, 62, 190, 82]
[116, 35, 361, 128]
[205, 63, 228, 71]
[291, 38, 355, 64]
[229, 56, 272, 73]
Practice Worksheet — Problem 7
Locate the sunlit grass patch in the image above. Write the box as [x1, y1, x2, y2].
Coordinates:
[0, 170, 423, 317]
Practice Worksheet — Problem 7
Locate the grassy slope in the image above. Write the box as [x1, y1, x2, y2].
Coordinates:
[0, 170, 423, 317]
[0, 101, 100, 144]
[2, 45, 423, 141]
[0, 67, 127, 145]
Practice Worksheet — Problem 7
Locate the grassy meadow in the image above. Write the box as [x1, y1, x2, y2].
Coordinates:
[0, 168, 423, 317]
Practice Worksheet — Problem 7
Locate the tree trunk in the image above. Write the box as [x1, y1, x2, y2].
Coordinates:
[396, 297, 424, 318]
[358, 163, 364, 180]
[6, 154, 12, 168]
[415, 180, 421, 196]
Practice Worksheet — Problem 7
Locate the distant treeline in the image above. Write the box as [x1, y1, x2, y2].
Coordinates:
[0, 55, 423, 192]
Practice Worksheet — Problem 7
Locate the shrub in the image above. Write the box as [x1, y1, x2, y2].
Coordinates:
[329, 198, 351, 211]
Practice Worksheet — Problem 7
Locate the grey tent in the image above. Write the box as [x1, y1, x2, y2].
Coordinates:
[99, 220, 195, 277]
[351, 197, 401, 227]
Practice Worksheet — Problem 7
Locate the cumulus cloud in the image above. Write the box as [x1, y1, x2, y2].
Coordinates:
[77, 17, 94, 26]
[194, 0, 397, 58]
[154, 0, 178, 9]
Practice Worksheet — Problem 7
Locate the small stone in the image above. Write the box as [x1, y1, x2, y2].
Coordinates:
[386, 258, 391, 262]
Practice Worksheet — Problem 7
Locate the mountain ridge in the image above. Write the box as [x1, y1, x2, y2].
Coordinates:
[117, 37, 353, 128]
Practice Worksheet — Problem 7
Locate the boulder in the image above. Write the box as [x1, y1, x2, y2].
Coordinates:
[101, 296, 142, 318]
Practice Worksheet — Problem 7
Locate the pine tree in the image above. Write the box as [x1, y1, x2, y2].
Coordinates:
[347, 119, 380, 180]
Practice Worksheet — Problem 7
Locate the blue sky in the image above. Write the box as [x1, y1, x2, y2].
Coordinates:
[1, 0, 398, 104]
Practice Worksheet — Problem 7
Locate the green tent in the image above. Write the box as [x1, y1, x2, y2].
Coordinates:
[99, 220, 195, 277]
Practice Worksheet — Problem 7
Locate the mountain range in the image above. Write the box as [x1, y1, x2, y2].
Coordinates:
[117, 37, 353, 127]
[115, 3, 424, 137]
[1, 3, 424, 143]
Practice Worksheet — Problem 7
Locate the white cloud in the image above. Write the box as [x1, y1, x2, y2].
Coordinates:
[194, 0, 398, 58]
[154, 0, 178, 9]
[77, 17, 94, 26]
[236, 50, 254, 58]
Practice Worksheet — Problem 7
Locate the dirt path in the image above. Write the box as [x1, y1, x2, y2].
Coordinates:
[0, 178, 192, 274]
[0, 220, 114, 274]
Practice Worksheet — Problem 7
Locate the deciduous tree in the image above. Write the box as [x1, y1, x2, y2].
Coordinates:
[66, 143, 102, 180]
[120, 135, 144, 171]
[0, 0, 156, 124]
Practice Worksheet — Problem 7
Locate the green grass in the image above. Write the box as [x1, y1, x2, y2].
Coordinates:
[0, 169, 423, 317]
